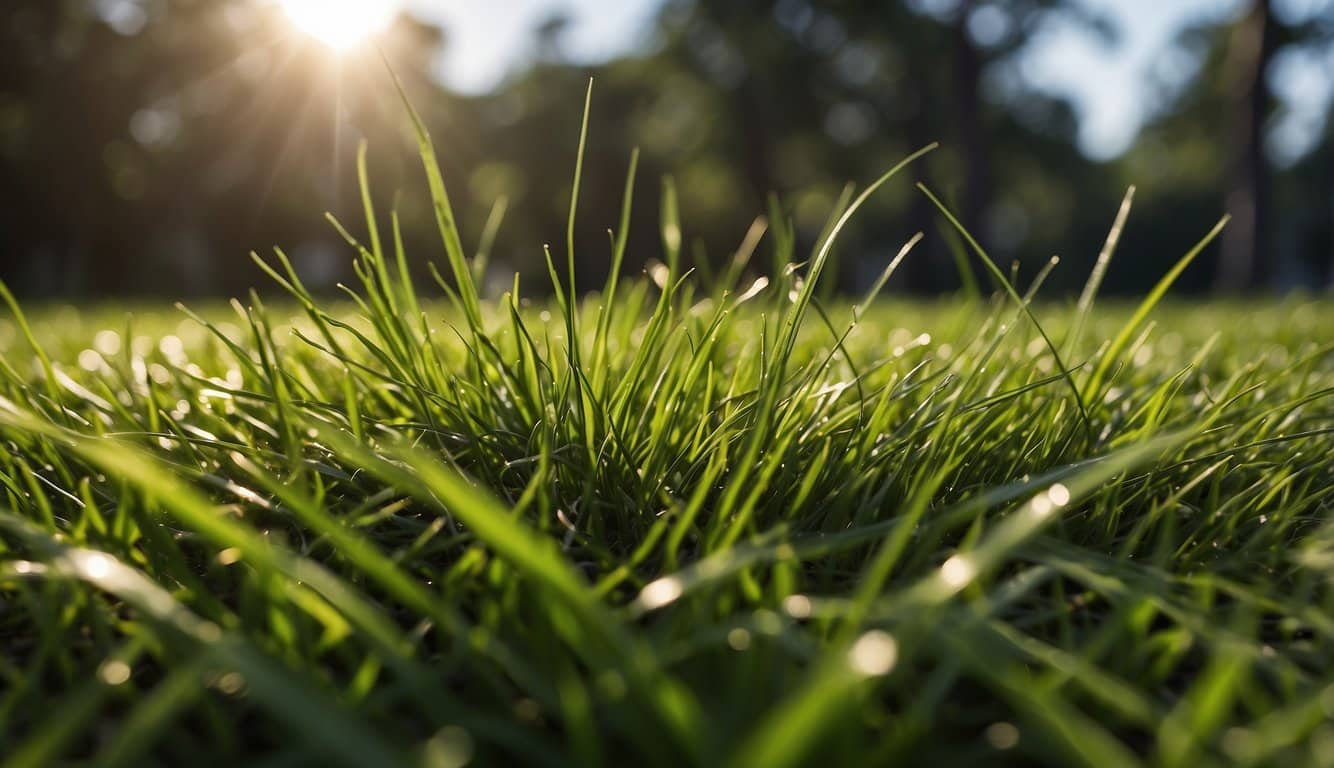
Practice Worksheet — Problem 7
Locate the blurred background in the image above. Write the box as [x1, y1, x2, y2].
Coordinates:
[1, 0, 1331, 299]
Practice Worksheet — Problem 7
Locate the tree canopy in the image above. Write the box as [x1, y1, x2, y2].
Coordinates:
[0, 0, 1329, 298]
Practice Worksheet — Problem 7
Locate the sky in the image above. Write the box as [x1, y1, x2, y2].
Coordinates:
[404, 0, 661, 89]
[1019, 0, 1333, 163]
[402, 0, 1333, 163]
[1018, 0, 1245, 158]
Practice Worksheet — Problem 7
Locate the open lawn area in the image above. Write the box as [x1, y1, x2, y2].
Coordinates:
[1, 248, 1331, 766]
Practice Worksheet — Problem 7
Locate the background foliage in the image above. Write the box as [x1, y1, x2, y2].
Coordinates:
[1, 0, 1331, 298]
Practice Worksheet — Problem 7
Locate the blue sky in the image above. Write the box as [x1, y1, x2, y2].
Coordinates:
[404, 0, 1333, 163]
[404, 0, 661, 89]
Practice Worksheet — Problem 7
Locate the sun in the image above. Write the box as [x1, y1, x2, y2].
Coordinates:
[280, 0, 397, 51]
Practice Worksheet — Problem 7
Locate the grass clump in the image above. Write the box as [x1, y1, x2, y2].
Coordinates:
[0, 84, 1332, 767]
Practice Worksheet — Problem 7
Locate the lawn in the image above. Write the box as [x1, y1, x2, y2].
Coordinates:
[0, 100, 1331, 767]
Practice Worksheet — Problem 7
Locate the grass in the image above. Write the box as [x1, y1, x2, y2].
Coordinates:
[0, 82, 1332, 767]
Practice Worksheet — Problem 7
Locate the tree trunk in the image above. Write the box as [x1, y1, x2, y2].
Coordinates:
[904, 100, 941, 293]
[953, 0, 987, 290]
[1217, 0, 1273, 292]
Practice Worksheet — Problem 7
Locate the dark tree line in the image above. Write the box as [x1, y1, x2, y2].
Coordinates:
[1, 0, 1330, 299]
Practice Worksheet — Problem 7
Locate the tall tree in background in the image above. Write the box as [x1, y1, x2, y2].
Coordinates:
[483, 0, 1114, 294]
[4, 0, 1328, 298]
[1217, 0, 1275, 292]
[1125, 0, 1332, 292]
[0, 0, 452, 297]
[951, 0, 988, 266]
[891, 0, 1116, 291]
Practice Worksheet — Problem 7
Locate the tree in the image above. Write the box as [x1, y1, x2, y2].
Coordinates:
[0, 0, 454, 297]
[462, 0, 1118, 296]
[1123, 0, 1332, 292]
[1217, 0, 1275, 292]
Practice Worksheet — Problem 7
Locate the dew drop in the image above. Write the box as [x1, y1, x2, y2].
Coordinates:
[638, 577, 683, 610]
[985, 722, 1019, 750]
[847, 630, 897, 676]
[783, 594, 813, 619]
[99, 660, 132, 686]
[940, 555, 975, 588]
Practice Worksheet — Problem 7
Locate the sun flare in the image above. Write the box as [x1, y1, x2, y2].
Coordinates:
[280, 0, 397, 51]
